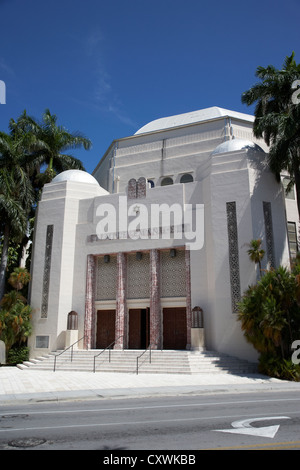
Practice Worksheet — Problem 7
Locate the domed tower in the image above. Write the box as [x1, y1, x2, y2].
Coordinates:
[29, 170, 108, 354]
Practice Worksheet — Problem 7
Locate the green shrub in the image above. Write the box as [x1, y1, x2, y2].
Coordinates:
[237, 263, 300, 381]
[0, 267, 32, 358]
[7, 345, 30, 365]
[0, 298, 32, 354]
[258, 354, 300, 381]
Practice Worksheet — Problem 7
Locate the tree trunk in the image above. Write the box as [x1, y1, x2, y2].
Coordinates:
[0, 224, 10, 302]
[48, 156, 53, 170]
[293, 159, 300, 223]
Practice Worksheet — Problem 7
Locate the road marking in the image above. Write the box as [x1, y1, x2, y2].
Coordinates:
[214, 416, 291, 438]
[2, 396, 300, 416]
[0, 412, 292, 434]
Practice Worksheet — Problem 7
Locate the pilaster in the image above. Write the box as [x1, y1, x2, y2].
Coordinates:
[84, 254, 96, 349]
[150, 249, 161, 349]
[115, 252, 127, 349]
[185, 248, 192, 349]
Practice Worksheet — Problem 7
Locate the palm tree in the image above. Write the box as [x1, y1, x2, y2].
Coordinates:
[0, 109, 91, 299]
[8, 267, 31, 292]
[242, 52, 300, 219]
[247, 239, 265, 277]
[10, 109, 92, 184]
[0, 132, 35, 301]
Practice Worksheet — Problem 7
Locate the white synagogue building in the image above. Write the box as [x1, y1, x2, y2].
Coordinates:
[28, 106, 299, 363]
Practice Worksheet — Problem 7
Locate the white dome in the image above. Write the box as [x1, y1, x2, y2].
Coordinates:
[211, 138, 264, 155]
[135, 107, 254, 135]
[52, 170, 99, 185]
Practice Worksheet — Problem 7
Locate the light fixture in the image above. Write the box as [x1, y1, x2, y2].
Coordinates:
[104, 255, 110, 263]
[136, 252, 143, 260]
[170, 249, 176, 258]
[192, 306, 204, 328]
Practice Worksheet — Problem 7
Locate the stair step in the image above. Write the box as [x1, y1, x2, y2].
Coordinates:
[17, 349, 257, 375]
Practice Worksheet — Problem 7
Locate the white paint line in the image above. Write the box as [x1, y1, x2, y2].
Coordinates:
[0, 412, 297, 435]
[2, 396, 300, 417]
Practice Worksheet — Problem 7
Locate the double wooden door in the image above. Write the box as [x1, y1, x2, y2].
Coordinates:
[163, 307, 187, 350]
[96, 307, 187, 350]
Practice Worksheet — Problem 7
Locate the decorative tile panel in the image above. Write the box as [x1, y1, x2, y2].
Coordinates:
[41, 225, 53, 318]
[263, 201, 275, 269]
[137, 177, 146, 198]
[127, 252, 150, 299]
[161, 249, 186, 298]
[95, 255, 117, 300]
[226, 202, 241, 313]
[128, 178, 137, 199]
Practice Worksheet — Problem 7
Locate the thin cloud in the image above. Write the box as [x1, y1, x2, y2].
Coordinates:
[0, 58, 15, 77]
[85, 30, 137, 129]
[85, 31, 104, 56]
[108, 104, 137, 128]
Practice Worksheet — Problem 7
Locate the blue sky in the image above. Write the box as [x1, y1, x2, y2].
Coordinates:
[0, 0, 299, 173]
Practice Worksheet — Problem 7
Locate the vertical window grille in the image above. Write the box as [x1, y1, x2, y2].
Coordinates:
[226, 202, 241, 313]
[287, 221, 298, 259]
[263, 202, 275, 269]
[41, 225, 53, 318]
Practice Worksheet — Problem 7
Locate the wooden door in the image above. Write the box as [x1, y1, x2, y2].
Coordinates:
[163, 307, 187, 349]
[129, 309, 141, 349]
[96, 310, 116, 349]
[129, 308, 150, 349]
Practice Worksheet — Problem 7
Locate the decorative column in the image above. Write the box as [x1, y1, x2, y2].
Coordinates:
[150, 249, 161, 349]
[185, 248, 192, 350]
[84, 255, 96, 349]
[115, 252, 127, 349]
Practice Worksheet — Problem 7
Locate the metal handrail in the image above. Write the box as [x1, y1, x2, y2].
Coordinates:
[93, 335, 123, 373]
[53, 335, 88, 372]
[136, 343, 154, 375]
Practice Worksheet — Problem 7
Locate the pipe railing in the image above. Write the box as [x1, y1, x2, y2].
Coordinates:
[93, 335, 124, 373]
[136, 343, 155, 375]
[53, 335, 88, 372]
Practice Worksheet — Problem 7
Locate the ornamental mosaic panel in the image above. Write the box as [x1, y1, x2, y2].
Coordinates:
[226, 202, 241, 313]
[161, 249, 186, 298]
[41, 225, 53, 318]
[95, 255, 117, 301]
[263, 201, 275, 269]
[127, 252, 150, 299]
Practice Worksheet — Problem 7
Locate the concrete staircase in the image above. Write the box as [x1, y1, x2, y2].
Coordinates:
[17, 349, 258, 375]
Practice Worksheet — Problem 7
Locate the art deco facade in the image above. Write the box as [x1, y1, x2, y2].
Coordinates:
[28, 107, 298, 362]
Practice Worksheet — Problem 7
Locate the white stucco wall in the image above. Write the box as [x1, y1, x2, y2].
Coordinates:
[29, 108, 298, 362]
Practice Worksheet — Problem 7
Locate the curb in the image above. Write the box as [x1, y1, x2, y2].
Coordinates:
[1, 381, 300, 406]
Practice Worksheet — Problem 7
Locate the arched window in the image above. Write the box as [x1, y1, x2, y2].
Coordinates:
[161, 177, 173, 186]
[180, 173, 193, 183]
[147, 179, 155, 188]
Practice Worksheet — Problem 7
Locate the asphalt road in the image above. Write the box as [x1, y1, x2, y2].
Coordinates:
[1, 390, 300, 452]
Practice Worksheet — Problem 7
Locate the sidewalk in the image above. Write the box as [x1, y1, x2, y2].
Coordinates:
[1, 366, 300, 405]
